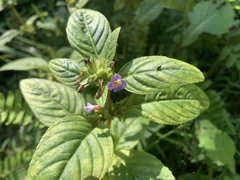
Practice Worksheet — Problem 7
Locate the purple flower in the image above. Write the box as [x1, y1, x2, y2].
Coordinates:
[107, 74, 127, 92]
[84, 102, 102, 114]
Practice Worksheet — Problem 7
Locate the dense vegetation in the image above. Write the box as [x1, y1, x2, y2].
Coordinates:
[0, 0, 240, 179]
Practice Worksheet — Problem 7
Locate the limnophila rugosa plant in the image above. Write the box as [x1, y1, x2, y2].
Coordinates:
[20, 9, 209, 180]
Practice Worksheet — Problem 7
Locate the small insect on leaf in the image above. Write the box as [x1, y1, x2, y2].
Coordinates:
[156, 63, 161, 70]
[83, 58, 90, 64]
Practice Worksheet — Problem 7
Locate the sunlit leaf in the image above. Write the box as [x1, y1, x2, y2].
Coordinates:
[66, 9, 111, 59]
[118, 56, 204, 95]
[20, 79, 85, 126]
[27, 115, 114, 180]
[0, 57, 48, 71]
[197, 119, 236, 173]
[48, 58, 81, 86]
[125, 84, 209, 125]
[108, 150, 175, 180]
[99, 27, 120, 61]
[110, 112, 149, 150]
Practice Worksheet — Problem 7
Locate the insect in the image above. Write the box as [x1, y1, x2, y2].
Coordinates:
[156, 63, 161, 70]
[82, 58, 90, 64]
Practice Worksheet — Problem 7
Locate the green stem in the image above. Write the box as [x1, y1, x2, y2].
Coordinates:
[217, 167, 227, 180]
[107, 90, 113, 115]
[125, 93, 137, 108]
[10, 5, 42, 56]
[206, 158, 213, 179]
[103, 0, 110, 20]
[206, 58, 222, 79]
[224, 70, 237, 100]
[176, 0, 191, 58]
[10, 5, 25, 25]
[123, 0, 131, 58]
[144, 125, 184, 151]
[105, 91, 113, 129]
[48, 46, 56, 59]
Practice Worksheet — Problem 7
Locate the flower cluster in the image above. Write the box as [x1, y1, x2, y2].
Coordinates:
[84, 74, 126, 114]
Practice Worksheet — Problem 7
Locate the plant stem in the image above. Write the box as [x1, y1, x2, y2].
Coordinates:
[123, 0, 131, 58]
[176, 0, 191, 58]
[144, 124, 184, 151]
[106, 91, 113, 129]
[48, 46, 56, 59]
[10, 5, 42, 56]
[105, 119, 111, 129]
[217, 167, 226, 180]
[103, 0, 110, 20]
[206, 58, 222, 79]
[10, 5, 25, 25]
[206, 158, 213, 179]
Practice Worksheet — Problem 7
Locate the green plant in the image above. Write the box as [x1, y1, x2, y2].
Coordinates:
[20, 8, 210, 180]
[1, 0, 240, 179]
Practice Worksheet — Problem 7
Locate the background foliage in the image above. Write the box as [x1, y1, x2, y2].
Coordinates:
[0, 0, 240, 179]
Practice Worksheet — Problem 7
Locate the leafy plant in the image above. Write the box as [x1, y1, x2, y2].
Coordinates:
[1, 0, 240, 179]
[20, 8, 210, 180]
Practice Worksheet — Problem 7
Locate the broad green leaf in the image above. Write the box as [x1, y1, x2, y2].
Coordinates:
[175, 2, 234, 47]
[197, 119, 236, 173]
[66, 0, 89, 14]
[66, 9, 111, 59]
[0, 29, 21, 46]
[27, 115, 114, 180]
[135, 0, 163, 25]
[118, 56, 204, 95]
[110, 112, 149, 150]
[48, 58, 81, 86]
[158, 0, 193, 12]
[0, 57, 48, 71]
[95, 86, 108, 108]
[20, 79, 85, 126]
[125, 84, 209, 125]
[108, 150, 175, 180]
[99, 27, 120, 61]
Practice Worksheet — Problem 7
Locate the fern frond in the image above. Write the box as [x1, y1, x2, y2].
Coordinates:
[202, 90, 235, 133]
[0, 90, 44, 128]
[0, 149, 33, 180]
